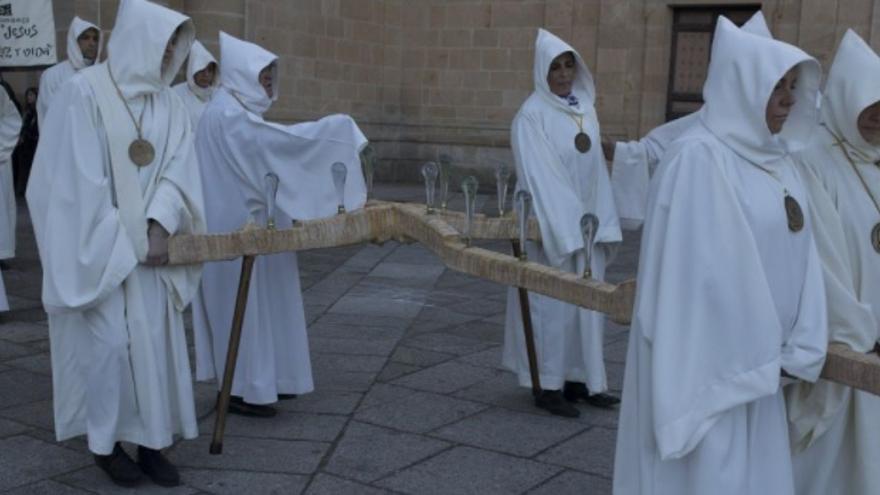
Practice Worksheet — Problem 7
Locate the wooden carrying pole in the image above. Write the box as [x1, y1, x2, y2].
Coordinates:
[511, 239, 542, 397]
[209, 255, 256, 455]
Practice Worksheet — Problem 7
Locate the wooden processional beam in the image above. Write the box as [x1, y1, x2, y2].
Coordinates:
[168, 201, 880, 397]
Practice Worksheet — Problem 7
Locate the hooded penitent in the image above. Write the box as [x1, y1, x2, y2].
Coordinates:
[610, 10, 776, 227]
[787, 29, 880, 495]
[172, 40, 218, 128]
[192, 32, 368, 403]
[502, 28, 621, 395]
[613, 17, 827, 495]
[25, 0, 204, 455]
[0, 89, 20, 312]
[37, 17, 104, 127]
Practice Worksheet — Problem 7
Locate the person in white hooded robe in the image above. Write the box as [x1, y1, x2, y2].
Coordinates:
[606, 11, 773, 227]
[37, 17, 103, 128]
[26, 0, 203, 488]
[785, 30, 880, 495]
[0, 88, 21, 312]
[172, 40, 218, 130]
[503, 28, 622, 418]
[193, 32, 368, 417]
[612, 17, 828, 495]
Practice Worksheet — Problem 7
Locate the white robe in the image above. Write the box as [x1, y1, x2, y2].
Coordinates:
[193, 32, 368, 404]
[26, 0, 201, 455]
[502, 29, 622, 392]
[172, 40, 217, 130]
[37, 17, 102, 129]
[614, 18, 827, 495]
[787, 30, 880, 495]
[0, 89, 21, 311]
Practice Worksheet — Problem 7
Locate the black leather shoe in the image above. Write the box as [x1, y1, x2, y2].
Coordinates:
[563, 381, 620, 409]
[535, 390, 580, 418]
[277, 394, 298, 400]
[227, 395, 277, 417]
[94, 443, 142, 487]
[137, 446, 180, 487]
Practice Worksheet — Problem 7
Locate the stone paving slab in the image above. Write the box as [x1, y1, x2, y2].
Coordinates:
[179, 468, 309, 495]
[4, 480, 93, 494]
[168, 436, 330, 475]
[304, 473, 395, 495]
[323, 421, 450, 483]
[355, 390, 488, 433]
[390, 361, 499, 394]
[536, 427, 618, 477]
[527, 470, 613, 495]
[376, 445, 562, 495]
[55, 465, 200, 494]
[198, 411, 348, 443]
[0, 435, 92, 491]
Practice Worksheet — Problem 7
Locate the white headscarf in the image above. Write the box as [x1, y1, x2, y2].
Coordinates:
[701, 16, 821, 166]
[532, 28, 595, 115]
[185, 40, 218, 102]
[107, 0, 194, 99]
[821, 30, 880, 163]
[219, 32, 278, 115]
[67, 17, 103, 69]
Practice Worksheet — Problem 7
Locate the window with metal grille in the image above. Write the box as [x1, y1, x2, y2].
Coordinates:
[666, 5, 761, 121]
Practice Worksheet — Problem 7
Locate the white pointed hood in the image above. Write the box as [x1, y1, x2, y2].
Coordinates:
[701, 16, 820, 165]
[821, 30, 880, 163]
[106, 0, 194, 99]
[532, 28, 595, 115]
[741, 10, 772, 38]
[219, 32, 278, 115]
[185, 40, 218, 102]
[67, 17, 103, 70]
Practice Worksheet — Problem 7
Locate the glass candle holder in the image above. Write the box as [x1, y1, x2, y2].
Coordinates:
[580, 213, 599, 278]
[264, 173, 279, 230]
[438, 153, 452, 210]
[461, 175, 478, 246]
[495, 161, 511, 217]
[331, 162, 347, 214]
[515, 190, 532, 261]
[421, 161, 439, 214]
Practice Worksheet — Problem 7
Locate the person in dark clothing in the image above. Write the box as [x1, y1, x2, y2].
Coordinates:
[13, 87, 38, 197]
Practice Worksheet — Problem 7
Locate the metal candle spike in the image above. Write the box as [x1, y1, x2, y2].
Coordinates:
[421, 162, 439, 214]
[264, 173, 279, 230]
[495, 161, 511, 217]
[461, 176, 478, 246]
[580, 213, 599, 278]
[515, 190, 532, 261]
[438, 153, 452, 210]
[331, 162, 347, 214]
[360, 146, 375, 200]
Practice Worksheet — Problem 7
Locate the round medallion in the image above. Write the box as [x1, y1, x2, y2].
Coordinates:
[129, 138, 155, 167]
[784, 194, 804, 233]
[871, 222, 880, 254]
[574, 132, 591, 153]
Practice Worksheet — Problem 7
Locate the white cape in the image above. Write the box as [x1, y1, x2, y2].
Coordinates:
[503, 28, 621, 392]
[172, 40, 217, 130]
[26, 0, 202, 454]
[787, 30, 880, 495]
[37, 17, 103, 129]
[0, 88, 21, 311]
[193, 33, 368, 403]
[613, 18, 827, 495]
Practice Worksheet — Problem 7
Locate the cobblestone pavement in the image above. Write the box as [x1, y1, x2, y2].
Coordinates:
[0, 183, 640, 494]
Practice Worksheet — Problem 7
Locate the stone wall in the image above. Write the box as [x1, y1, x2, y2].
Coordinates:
[6, 0, 880, 184]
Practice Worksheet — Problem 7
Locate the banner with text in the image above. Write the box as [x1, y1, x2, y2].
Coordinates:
[0, 0, 57, 67]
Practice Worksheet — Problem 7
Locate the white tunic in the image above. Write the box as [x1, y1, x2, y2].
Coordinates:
[0, 89, 21, 311]
[613, 18, 828, 495]
[788, 30, 880, 495]
[610, 11, 773, 229]
[502, 29, 622, 392]
[193, 32, 368, 403]
[26, 0, 202, 455]
[172, 40, 217, 130]
[37, 17, 102, 129]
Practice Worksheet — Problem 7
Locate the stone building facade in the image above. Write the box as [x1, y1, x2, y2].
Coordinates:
[5, 0, 880, 181]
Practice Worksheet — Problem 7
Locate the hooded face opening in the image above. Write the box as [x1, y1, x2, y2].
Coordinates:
[546, 51, 576, 97]
[857, 100, 880, 145]
[162, 27, 182, 75]
[194, 62, 217, 89]
[259, 62, 276, 98]
[77, 28, 100, 64]
[765, 67, 797, 134]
